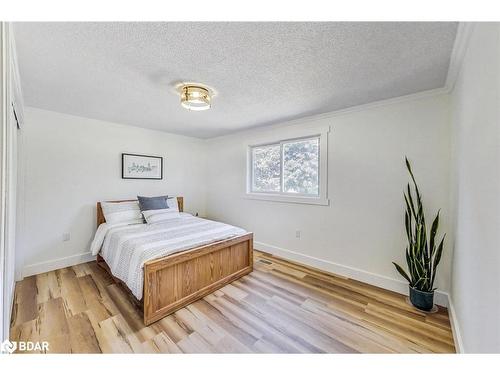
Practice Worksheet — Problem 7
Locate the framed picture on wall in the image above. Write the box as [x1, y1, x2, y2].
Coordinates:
[122, 153, 163, 180]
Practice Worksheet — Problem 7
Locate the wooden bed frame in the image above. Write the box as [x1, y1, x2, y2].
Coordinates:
[96, 197, 253, 325]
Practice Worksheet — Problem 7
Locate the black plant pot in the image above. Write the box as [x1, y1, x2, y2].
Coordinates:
[409, 286, 434, 311]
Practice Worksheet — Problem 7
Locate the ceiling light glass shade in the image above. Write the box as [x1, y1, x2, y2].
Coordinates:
[180, 85, 211, 111]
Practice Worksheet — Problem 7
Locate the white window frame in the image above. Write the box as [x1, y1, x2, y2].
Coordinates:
[245, 125, 329, 206]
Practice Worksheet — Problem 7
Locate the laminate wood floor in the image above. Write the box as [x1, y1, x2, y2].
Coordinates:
[10, 251, 455, 353]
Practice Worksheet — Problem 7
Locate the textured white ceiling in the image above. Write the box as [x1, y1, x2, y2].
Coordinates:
[14, 22, 457, 138]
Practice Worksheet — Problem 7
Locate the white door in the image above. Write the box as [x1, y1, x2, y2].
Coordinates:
[0, 21, 8, 343]
[0, 22, 19, 343]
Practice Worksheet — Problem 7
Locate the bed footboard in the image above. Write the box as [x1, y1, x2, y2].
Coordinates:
[143, 233, 253, 325]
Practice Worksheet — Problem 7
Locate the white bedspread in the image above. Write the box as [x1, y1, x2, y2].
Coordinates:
[91, 213, 247, 299]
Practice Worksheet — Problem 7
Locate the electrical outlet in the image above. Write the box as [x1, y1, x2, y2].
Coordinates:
[295, 230, 301, 239]
[62, 233, 70, 242]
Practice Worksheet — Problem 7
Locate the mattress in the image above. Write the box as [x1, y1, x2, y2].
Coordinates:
[90, 213, 247, 299]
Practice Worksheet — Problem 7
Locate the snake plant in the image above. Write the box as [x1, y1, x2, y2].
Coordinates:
[392, 158, 445, 292]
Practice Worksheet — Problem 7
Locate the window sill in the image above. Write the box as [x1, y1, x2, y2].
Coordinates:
[243, 193, 330, 206]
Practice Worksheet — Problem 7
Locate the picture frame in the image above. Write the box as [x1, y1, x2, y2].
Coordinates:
[122, 153, 163, 180]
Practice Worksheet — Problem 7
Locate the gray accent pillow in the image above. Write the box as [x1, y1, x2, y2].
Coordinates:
[137, 195, 169, 211]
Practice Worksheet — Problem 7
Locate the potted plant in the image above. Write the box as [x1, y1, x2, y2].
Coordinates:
[392, 158, 445, 311]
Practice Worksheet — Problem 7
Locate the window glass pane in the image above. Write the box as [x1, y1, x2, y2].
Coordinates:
[283, 138, 319, 195]
[252, 144, 281, 192]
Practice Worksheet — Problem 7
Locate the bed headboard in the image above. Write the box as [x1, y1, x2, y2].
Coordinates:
[96, 196, 184, 227]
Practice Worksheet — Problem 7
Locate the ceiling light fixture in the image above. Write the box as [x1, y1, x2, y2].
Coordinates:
[180, 85, 211, 111]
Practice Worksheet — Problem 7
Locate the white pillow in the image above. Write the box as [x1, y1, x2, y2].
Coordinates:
[143, 208, 181, 224]
[101, 201, 143, 225]
[166, 197, 179, 212]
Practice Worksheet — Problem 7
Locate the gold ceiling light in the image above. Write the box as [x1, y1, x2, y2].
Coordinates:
[180, 85, 211, 111]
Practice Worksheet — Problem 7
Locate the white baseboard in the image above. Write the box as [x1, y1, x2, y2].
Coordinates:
[254, 241, 449, 307]
[446, 294, 465, 353]
[22, 251, 96, 277]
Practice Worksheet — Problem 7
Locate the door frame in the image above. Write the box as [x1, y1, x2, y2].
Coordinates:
[0, 20, 9, 343]
[0, 22, 20, 342]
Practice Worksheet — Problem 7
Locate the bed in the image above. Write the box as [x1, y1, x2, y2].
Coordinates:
[94, 197, 253, 325]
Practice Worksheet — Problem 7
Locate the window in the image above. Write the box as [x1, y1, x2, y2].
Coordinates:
[283, 137, 319, 195]
[251, 144, 281, 193]
[247, 129, 329, 205]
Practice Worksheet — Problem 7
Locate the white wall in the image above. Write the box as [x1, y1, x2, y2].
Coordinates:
[17, 107, 207, 276]
[205, 93, 453, 301]
[449, 23, 500, 353]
